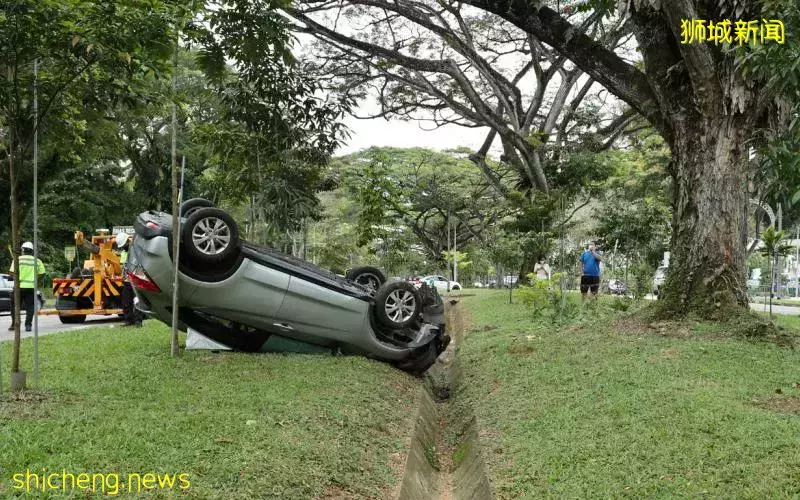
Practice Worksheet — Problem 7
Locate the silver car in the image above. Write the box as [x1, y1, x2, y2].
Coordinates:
[129, 199, 449, 374]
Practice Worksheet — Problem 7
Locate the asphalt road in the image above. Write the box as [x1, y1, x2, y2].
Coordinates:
[750, 303, 800, 316]
[0, 311, 122, 342]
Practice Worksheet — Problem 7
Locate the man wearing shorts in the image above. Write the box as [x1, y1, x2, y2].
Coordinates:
[580, 244, 603, 301]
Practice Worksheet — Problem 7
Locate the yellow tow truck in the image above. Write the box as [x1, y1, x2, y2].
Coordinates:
[39, 229, 125, 324]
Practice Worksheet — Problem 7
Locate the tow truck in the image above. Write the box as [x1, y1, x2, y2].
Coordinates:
[39, 229, 125, 323]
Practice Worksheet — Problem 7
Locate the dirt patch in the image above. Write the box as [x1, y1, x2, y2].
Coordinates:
[319, 484, 354, 499]
[507, 342, 536, 356]
[197, 354, 230, 364]
[662, 347, 680, 358]
[751, 395, 800, 414]
[648, 347, 680, 363]
[1, 390, 52, 403]
[612, 316, 700, 340]
[611, 316, 656, 336]
[0, 390, 77, 421]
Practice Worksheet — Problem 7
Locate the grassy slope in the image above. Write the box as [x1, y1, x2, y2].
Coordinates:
[0, 323, 418, 499]
[458, 290, 800, 498]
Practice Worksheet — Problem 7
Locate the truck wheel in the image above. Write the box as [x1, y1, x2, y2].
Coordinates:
[59, 314, 87, 324]
[374, 281, 422, 329]
[182, 207, 240, 265]
[346, 266, 386, 292]
[180, 198, 215, 218]
[55, 297, 87, 323]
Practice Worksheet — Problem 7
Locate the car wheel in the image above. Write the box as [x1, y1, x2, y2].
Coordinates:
[451, 285, 461, 291]
[55, 297, 87, 324]
[182, 207, 240, 265]
[345, 266, 386, 292]
[180, 198, 214, 218]
[374, 281, 422, 329]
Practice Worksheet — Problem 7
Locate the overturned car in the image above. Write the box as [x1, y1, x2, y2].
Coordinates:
[128, 199, 449, 374]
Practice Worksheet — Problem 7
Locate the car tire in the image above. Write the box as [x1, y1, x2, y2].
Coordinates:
[374, 281, 422, 330]
[182, 207, 240, 265]
[451, 285, 461, 291]
[55, 297, 87, 324]
[180, 198, 215, 218]
[345, 266, 386, 292]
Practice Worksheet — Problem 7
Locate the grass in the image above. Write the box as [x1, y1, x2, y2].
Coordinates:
[457, 289, 800, 498]
[0, 322, 419, 498]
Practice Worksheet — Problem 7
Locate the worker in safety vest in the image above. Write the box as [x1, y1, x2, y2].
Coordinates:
[116, 232, 142, 327]
[8, 241, 46, 332]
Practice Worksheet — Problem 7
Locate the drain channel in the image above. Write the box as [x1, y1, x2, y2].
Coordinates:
[398, 301, 492, 500]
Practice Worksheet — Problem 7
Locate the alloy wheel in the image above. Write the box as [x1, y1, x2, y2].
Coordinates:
[384, 288, 417, 323]
[192, 217, 231, 255]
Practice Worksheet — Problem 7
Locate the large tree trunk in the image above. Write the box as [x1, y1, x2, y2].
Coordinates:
[660, 116, 750, 316]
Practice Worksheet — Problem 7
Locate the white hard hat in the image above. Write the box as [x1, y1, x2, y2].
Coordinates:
[115, 232, 129, 248]
[21, 241, 33, 250]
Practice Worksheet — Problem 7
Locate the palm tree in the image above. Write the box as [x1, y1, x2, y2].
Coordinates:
[759, 226, 796, 318]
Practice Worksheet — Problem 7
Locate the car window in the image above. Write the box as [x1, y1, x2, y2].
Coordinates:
[439, 276, 447, 281]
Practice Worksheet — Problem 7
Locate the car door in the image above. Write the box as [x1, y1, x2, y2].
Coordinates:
[184, 258, 290, 335]
[276, 276, 370, 346]
[0, 276, 10, 311]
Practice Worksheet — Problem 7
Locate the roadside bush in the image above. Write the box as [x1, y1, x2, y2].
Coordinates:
[610, 298, 632, 311]
[518, 272, 578, 322]
[518, 273, 552, 317]
[630, 260, 655, 299]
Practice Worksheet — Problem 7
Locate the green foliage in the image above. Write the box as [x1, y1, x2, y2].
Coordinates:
[489, 235, 524, 274]
[630, 260, 655, 300]
[353, 150, 398, 246]
[518, 272, 577, 322]
[518, 274, 554, 318]
[334, 147, 511, 263]
[759, 226, 795, 261]
[594, 133, 672, 268]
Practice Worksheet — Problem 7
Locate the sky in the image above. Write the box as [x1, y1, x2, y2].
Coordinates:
[337, 111, 490, 155]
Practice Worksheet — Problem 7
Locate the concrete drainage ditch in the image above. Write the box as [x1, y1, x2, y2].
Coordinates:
[398, 300, 492, 500]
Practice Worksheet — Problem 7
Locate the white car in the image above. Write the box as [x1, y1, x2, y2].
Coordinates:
[419, 275, 462, 292]
[653, 266, 668, 295]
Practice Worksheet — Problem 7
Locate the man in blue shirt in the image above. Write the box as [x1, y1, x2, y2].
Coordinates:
[580, 244, 603, 301]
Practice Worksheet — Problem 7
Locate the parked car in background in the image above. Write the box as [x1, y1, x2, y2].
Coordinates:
[503, 275, 519, 288]
[416, 275, 462, 292]
[607, 279, 628, 296]
[653, 266, 668, 295]
[0, 274, 45, 312]
[747, 268, 761, 289]
[473, 282, 484, 288]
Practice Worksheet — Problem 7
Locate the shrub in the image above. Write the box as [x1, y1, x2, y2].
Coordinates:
[630, 260, 655, 299]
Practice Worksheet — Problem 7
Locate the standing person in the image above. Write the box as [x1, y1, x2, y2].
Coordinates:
[579, 244, 603, 302]
[8, 241, 46, 332]
[533, 258, 551, 281]
[117, 232, 142, 327]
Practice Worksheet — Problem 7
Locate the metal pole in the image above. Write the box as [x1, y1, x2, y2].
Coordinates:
[446, 208, 451, 291]
[32, 58, 40, 387]
[795, 226, 799, 298]
[170, 156, 185, 353]
[453, 216, 457, 284]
